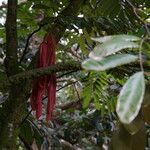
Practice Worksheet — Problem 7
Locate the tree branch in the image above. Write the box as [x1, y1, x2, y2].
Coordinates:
[31, 0, 87, 47]
[27, 0, 86, 72]
[45, 0, 86, 42]
[59, 100, 82, 111]
[19, 24, 45, 63]
[9, 61, 82, 83]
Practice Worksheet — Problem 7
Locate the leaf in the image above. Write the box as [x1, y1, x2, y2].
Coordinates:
[89, 35, 140, 60]
[91, 35, 140, 43]
[94, 94, 102, 110]
[82, 54, 138, 71]
[97, 0, 120, 18]
[116, 72, 145, 124]
[78, 36, 88, 55]
[20, 121, 34, 145]
[82, 84, 92, 109]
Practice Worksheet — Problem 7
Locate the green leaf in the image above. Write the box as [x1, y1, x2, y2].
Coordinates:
[116, 72, 145, 124]
[91, 35, 140, 43]
[89, 35, 140, 60]
[82, 84, 92, 109]
[96, 0, 120, 18]
[82, 54, 138, 71]
[20, 121, 34, 145]
[94, 97, 102, 110]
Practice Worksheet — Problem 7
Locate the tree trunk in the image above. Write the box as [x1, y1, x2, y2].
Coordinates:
[0, 82, 30, 149]
[0, 0, 20, 148]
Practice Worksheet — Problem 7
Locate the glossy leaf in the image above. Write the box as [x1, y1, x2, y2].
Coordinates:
[89, 35, 140, 60]
[116, 72, 145, 124]
[82, 54, 138, 71]
[91, 35, 140, 43]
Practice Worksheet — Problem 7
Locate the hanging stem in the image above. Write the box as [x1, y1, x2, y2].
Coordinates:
[139, 38, 145, 72]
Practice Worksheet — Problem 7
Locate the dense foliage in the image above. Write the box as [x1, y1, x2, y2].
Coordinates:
[0, 0, 150, 149]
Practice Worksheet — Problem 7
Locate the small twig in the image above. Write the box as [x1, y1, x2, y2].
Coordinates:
[58, 100, 82, 110]
[125, 0, 150, 36]
[144, 24, 150, 36]
[57, 81, 78, 92]
[96, 0, 102, 7]
[66, 48, 82, 60]
[19, 136, 32, 150]
[19, 24, 45, 63]
[73, 83, 81, 101]
[139, 38, 144, 72]
[42, 81, 78, 101]
[57, 78, 71, 82]
[57, 70, 78, 79]
[19, 110, 32, 127]
[60, 139, 82, 150]
[125, 0, 144, 23]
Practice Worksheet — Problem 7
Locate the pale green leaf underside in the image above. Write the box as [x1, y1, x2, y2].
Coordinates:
[91, 34, 140, 43]
[116, 72, 145, 124]
[90, 35, 140, 60]
[82, 54, 138, 71]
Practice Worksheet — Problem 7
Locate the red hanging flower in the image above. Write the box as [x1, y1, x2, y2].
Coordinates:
[31, 33, 57, 121]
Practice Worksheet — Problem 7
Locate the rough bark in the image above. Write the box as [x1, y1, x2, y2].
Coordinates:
[10, 61, 81, 83]
[5, 0, 18, 76]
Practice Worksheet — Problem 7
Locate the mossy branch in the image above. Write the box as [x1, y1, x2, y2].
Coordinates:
[9, 61, 82, 83]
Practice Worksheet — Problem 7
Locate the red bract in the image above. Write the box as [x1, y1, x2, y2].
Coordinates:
[31, 33, 57, 121]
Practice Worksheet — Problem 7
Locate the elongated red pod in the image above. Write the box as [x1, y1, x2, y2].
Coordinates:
[31, 42, 48, 118]
[31, 80, 39, 110]
[46, 74, 56, 121]
[31, 33, 57, 121]
[36, 42, 48, 117]
[46, 34, 57, 121]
